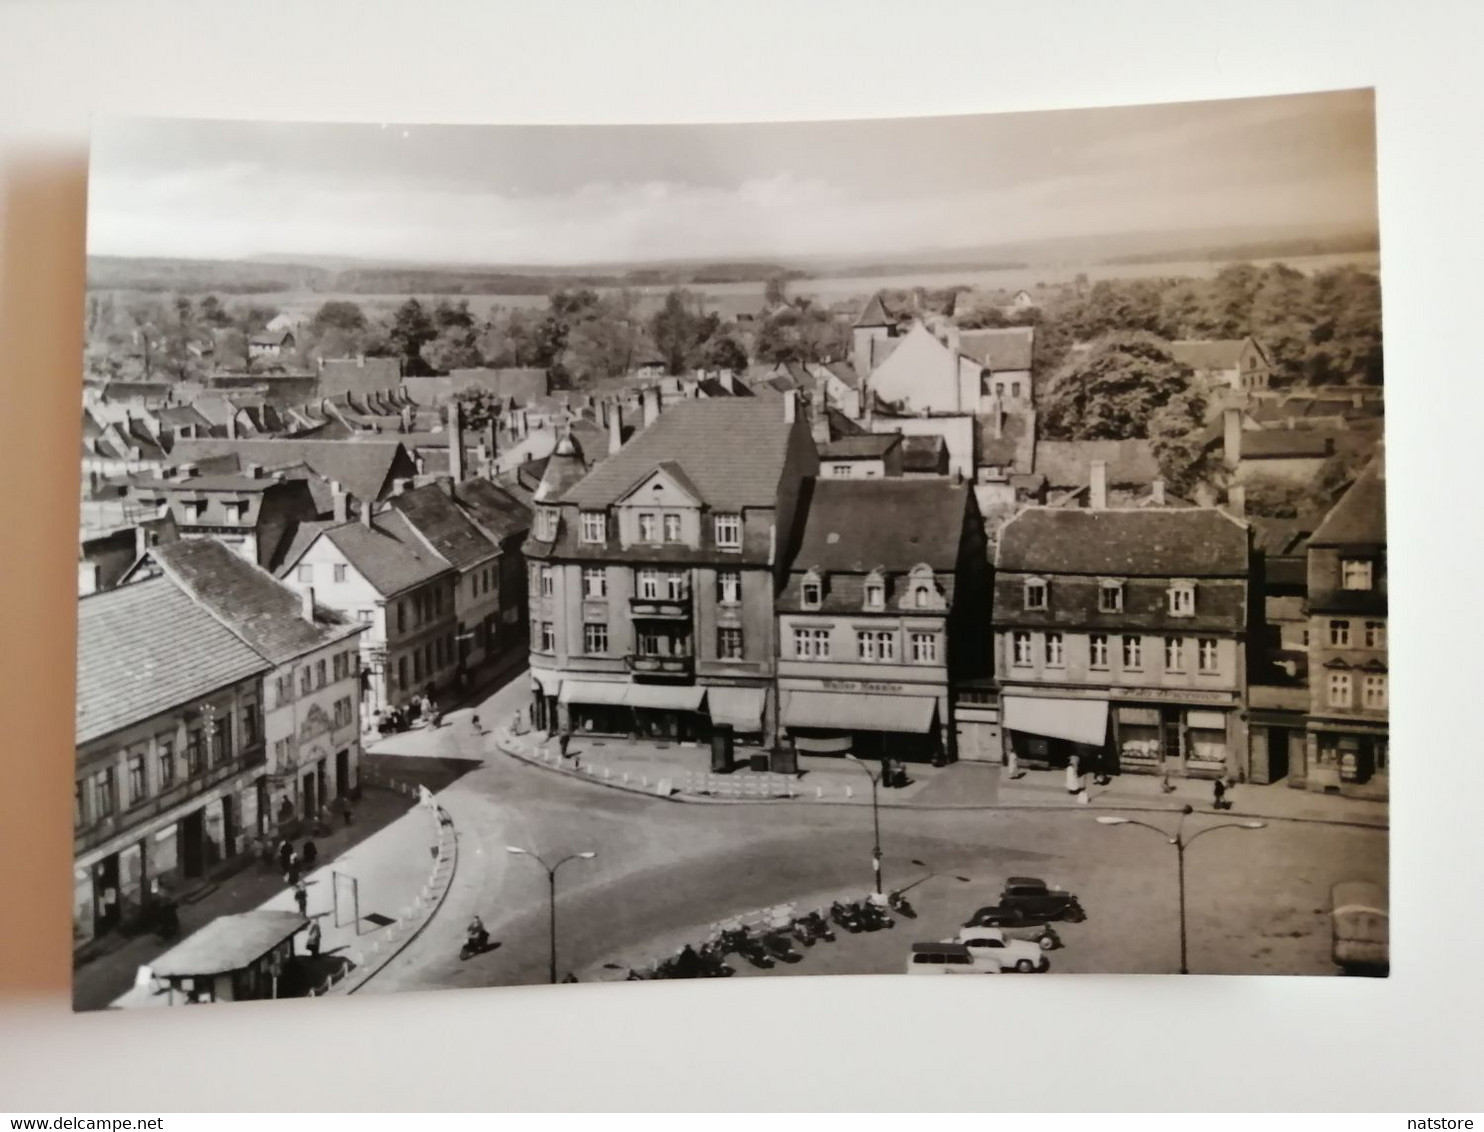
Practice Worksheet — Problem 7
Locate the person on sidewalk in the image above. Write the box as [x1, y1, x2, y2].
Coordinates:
[1213, 777, 1229, 811]
[285, 850, 301, 887]
[277, 838, 292, 875]
[294, 880, 308, 917]
[1065, 754, 1082, 796]
[306, 919, 321, 958]
[338, 795, 354, 827]
[302, 839, 318, 870]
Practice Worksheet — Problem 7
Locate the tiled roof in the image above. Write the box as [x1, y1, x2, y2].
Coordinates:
[249, 329, 293, 347]
[995, 507, 1250, 577]
[169, 438, 414, 502]
[824, 408, 866, 439]
[144, 538, 362, 664]
[387, 484, 498, 571]
[1309, 449, 1385, 548]
[1235, 430, 1337, 460]
[790, 479, 971, 573]
[870, 337, 902, 369]
[279, 516, 453, 597]
[854, 291, 900, 327]
[451, 478, 532, 544]
[1033, 439, 1160, 489]
[979, 411, 1035, 470]
[133, 473, 278, 494]
[1169, 338, 1265, 371]
[960, 327, 1034, 372]
[559, 399, 797, 510]
[824, 361, 861, 389]
[992, 574, 1246, 632]
[819, 434, 900, 460]
[697, 378, 732, 398]
[900, 434, 947, 473]
[76, 576, 271, 745]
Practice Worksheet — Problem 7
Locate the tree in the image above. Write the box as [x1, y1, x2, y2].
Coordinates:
[388, 298, 437, 375]
[309, 300, 368, 336]
[699, 333, 748, 374]
[423, 326, 484, 373]
[1147, 388, 1214, 500]
[1039, 332, 1196, 441]
[649, 289, 712, 375]
[197, 294, 233, 328]
[451, 388, 503, 431]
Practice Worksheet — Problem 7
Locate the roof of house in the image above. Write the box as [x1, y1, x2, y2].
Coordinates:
[1033, 439, 1160, 489]
[819, 433, 901, 460]
[995, 507, 1250, 576]
[277, 515, 454, 597]
[100, 381, 173, 402]
[150, 911, 308, 978]
[900, 433, 948, 473]
[386, 484, 499, 571]
[142, 538, 361, 664]
[450, 478, 532, 544]
[317, 357, 402, 384]
[696, 378, 733, 398]
[559, 399, 797, 510]
[869, 336, 902, 370]
[1169, 338, 1257, 371]
[854, 292, 901, 328]
[979, 411, 1035, 469]
[1309, 449, 1385, 547]
[1234, 430, 1338, 460]
[960, 327, 1034, 372]
[76, 576, 271, 745]
[791, 479, 971, 572]
[823, 361, 861, 389]
[169, 438, 412, 502]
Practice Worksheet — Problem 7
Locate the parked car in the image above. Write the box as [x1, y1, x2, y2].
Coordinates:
[906, 941, 1002, 975]
[995, 876, 1086, 923]
[955, 927, 1050, 973]
[1331, 880, 1388, 976]
[962, 905, 1062, 950]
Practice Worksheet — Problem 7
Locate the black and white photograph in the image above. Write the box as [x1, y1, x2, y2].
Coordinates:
[71, 87, 1387, 1011]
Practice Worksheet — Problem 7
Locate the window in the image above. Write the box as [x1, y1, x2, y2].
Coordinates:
[75, 781, 84, 829]
[540, 622, 555, 652]
[1363, 674, 1388, 710]
[583, 567, 607, 599]
[584, 623, 609, 655]
[94, 768, 115, 819]
[1328, 672, 1353, 708]
[1341, 558, 1374, 591]
[714, 513, 742, 548]
[397, 656, 408, 689]
[638, 569, 661, 599]
[1089, 634, 1109, 668]
[397, 602, 406, 634]
[865, 582, 885, 609]
[157, 736, 176, 791]
[241, 704, 258, 747]
[717, 570, 741, 605]
[1198, 638, 1219, 673]
[274, 675, 290, 707]
[914, 586, 930, 608]
[638, 512, 658, 542]
[1164, 637, 1186, 671]
[1098, 582, 1123, 613]
[1365, 621, 1387, 650]
[333, 653, 345, 681]
[1024, 580, 1047, 610]
[297, 564, 313, 583]
[539, 566, 554, 597]
[536, 507, 559, 541]
[1044, 632, 1064, 667]
[794, 627, 830, 659]
[1122, 636, 1143, 669]
[1168, 584, 1195, 616]
[1011, 382, 1022, 398]
[911, 632, 938, 663]
[413, 651, 423, 681]
[663, 513, 682, 542]
[1012, 631, 1033, 666]
[333, 564, 347, 583]
[718, 626, 744, 660]
[829, 464, 852, 477]
[127, 752, 147, 806]
[801, 577, 822, 608]
[186, 730, 203, 776]
[857, 630, 896, 662]
[666, 572, 687, 600]
[300, 666, 312, 695]
[315, 659, 327, 688]
[580, 511, 607, 543]
[1329, 619, 1351, 647]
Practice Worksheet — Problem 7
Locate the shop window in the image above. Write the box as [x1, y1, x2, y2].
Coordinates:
[1118, 706, 1161, 766]
[717, 570, 741, 605]
[1089, 634, 1109, 669]
[1098, 582, 1123, 613]
[584, 623, 609, 655]
[1168, 583, 1195, 616]
[1023, 579, 1047, 611]
[1044, 632, 1064, 667]
[580, 511, 607, 544]
[1329, 619, 1351, 647]
[1363, 674, 1388, 710]
[714, 513, 742, 549]
[717, 626, 744, 660]
[1364, 621, 1386, 650]
[1186, 711, 1228, 766]
[1341, 558, 1374, 591]
[1328, 672, 1353, 708]
[583, 567, 607, 599]
[1198, 638, 1219, 673]
[1012, 631, 1033, 666]
[1164, 637, 1186, 672]
[1122, 635, 1143, 669]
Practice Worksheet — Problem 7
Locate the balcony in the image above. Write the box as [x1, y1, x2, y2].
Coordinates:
[626, 654, 695, 677]
[629, 593, 692, 620]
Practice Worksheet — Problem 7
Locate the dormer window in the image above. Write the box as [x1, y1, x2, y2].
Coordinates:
[914, 586, 930, 609]
[579, 510, 607, 544]
[1099, 580, 1124, 613]
[1169, 582, 1195, 616]
[864, 570, 886, 610]
[714, 513, 742, 549]
[1024, 578, 1047, 611]
[907, 564, 938, 609]
[1341, 558, 1374, 591]
[801, 569, 823, 610]
[536, 507, 559, 541]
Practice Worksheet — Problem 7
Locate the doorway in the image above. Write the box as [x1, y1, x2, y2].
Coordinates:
[1160, 709, 1185, 774]
[302, 768, 318, 818]
[92, 854, 121, 934]
[335, 749, 349, 799]
[179, 810, 205, 879]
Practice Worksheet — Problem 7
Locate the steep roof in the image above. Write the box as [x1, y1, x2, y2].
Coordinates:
[451, 478, 532, 543]
[1170, 339, 1252, 371]
[277, 517, 454, 597]
[900, 434, 947, 474]
[143, 538, 362, 664]
[791, 479, 970, 572]
[559, 399, 797, 510]
[76, 576, 270, 745]
[824, 361, 861, 389]
[249, 329, 294, 347]
[1234, 430, 1337, 460]
[869, 336, 902, 370]
[169, 438, 413, 502]
[386, 484, 498, 571]
[996, 507, 1250, 577]
[1033, 439, 1160, 489]
[854, 292, 900, 328]
[1309, 449, 1386, 548]
[819, 433, 901, 460]
[535, 432, 590, 504]
[960, 326, 1035, 372]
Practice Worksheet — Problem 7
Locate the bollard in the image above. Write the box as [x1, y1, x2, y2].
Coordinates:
[622, 772, 630, 785]
[845, 785, 854, 800]
[815, 786, 823, 799]
[640, 775, 648, 788]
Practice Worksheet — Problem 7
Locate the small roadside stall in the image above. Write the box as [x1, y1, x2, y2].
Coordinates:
[116, 910, 309, 1007]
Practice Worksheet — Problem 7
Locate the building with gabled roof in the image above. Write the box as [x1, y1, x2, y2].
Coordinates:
[1170, 336, 1271, 393]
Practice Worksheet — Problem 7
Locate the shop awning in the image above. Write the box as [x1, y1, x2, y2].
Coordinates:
[707, 686, 766, 731]
[624, 684, 707, 712]
[782, 691, 937, 734]
[530, 669, 562, 696]
[1186, 710, 1228, 731]
[1003, 695, 1108, 746]
[559, 680, 628, 706]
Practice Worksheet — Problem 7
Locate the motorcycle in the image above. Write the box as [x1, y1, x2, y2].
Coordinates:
[695, 942, 734, 978]
[830, 900, 864, 934]
[856, 896, 895, 931]
[459, 926, 493, 960]
[719, 925, 774, 968]
[799, 910, 836, 943]
[887, 890, 917, 919]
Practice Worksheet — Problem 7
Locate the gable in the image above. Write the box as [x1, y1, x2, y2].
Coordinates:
[870, 325, 961, 411]
[614, 463, 704, 509]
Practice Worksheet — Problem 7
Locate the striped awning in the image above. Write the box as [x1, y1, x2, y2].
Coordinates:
[781, 690, 937, 734]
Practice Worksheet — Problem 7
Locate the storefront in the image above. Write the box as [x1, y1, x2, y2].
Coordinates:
[1302, 722, 1388, 799]
[780, 689, 943, 762]
[1002, 695, 1110, 773]
[705, 685, 768, 746]
[557, 680, 709, 741]
[1112, 703, 1236, 780]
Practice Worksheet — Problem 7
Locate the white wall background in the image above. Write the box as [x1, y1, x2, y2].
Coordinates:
[1, 0, 1480, 1113]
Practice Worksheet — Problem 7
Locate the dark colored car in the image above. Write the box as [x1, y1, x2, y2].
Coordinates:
[961, 905, 1063, 950]
[995, 877, 1086, 923]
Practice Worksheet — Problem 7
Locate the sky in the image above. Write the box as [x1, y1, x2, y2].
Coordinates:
[86, 89, 1378, 267]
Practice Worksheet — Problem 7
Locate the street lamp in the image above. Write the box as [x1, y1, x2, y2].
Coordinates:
[506, 846, 596, 984]
[1096, 805, 1265, 974]
[843, 754, 883, 894]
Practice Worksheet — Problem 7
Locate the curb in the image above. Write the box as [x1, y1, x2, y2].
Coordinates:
[494, 731, 1387, 831]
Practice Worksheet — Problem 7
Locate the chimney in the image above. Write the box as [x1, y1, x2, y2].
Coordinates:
[360, 499, 373, 527]
[1222, 407, 1242, 470]
[609, 401, 624, 456]
[134, 524, 152, 560]
[226, 412, 238, 440]
[300, 585, 316, 623]
[414, 454, 425, 476]
[810, 393, 831, 445]
[642, 386, 661, 428]
[448, 401, 465, 483]
[991, 396, 1004, 439]
[179, 463, 198, 479]
[246, 462, 263, 479]
[1227, 483, 1247, 518]
[1151, 477, 1166, 506]
[719, 370, 735, 394]
[1090, 460, 1108, 510]
[783, 390, 798, 424]
[332, 482, 349, 523]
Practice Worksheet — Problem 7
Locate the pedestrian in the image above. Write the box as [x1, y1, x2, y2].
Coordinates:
[558, 729, 572, 759]
[471, 713, 482, 734]
[1212, 777, 1227, 810]
[1065, 754, 1081, 796]
[293, 880, 308, 917]
[1160, 772, 1176, 794]
[277, 839, 292, 875]
[306, 919, 322, 958]
[285, 849, 301, 887]
[302, 839, 318, 870]
[339, 795, 354, 827]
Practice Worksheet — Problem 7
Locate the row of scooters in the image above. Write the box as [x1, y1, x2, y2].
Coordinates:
[624, 891, 916, 980]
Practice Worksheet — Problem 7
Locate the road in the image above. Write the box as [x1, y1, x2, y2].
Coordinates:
[366, 669, 1387, 993]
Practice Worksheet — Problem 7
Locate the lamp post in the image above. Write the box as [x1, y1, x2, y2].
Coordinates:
[506, 846, 596, 984]
[843, 754, 884, 894]
[1096, 805, 1265, 974]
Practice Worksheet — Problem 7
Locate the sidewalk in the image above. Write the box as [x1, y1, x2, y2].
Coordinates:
[495, 724, 1388, 830]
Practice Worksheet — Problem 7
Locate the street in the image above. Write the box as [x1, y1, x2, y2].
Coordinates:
[363, 668, 1387, 993]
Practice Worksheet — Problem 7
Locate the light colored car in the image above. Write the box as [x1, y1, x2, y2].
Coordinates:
[906, 941, 1003, 975]
[957, 926, 1051, 972]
